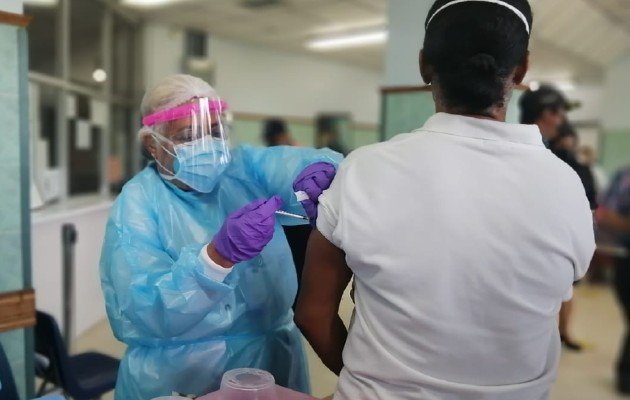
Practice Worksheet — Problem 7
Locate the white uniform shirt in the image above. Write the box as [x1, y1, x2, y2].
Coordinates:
[317, 113, 595, 400]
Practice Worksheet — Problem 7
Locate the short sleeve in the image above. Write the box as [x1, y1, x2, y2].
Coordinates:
[563, 285, 574, 302]
[316, 161, 347, 248]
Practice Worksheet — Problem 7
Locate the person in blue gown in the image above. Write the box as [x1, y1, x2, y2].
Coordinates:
[100, 74, 341, 399]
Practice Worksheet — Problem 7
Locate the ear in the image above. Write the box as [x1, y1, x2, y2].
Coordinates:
[419, 50, 433, 84]
[513, 51, 529, 85]
[141, 132, 157, 159]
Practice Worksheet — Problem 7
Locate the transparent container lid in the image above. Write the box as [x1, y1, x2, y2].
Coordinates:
[220, 368, 277, 400]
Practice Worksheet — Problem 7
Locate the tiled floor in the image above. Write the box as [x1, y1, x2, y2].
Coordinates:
[74, 285, 628, 400]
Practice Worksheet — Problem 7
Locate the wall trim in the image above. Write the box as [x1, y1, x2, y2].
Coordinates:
[0, 289, 36, 333]
[0, 11, 32, 28]
[233, 111, 378, 132]
[381, 84, 530, 94]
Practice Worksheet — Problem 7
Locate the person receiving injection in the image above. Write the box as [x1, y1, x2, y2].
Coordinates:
[100, 74, 341, 400]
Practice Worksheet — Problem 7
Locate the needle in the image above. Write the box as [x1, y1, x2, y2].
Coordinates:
[275, 210, 309, 221]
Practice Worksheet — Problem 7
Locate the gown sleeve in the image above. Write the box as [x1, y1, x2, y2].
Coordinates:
[100, 184, 235, 342]
[240, 145, 343, 224]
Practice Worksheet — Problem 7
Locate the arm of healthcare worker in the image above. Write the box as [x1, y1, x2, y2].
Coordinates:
[295, 230, 352, 375]
[241, 145, 342, 222]
[100, 193, 281, 341]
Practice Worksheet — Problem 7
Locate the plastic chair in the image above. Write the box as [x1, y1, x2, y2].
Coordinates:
[34, 311, 119, 400]
[0, 341, 20, 400]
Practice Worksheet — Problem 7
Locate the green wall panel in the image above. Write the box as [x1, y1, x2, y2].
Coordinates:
[231, 116, 377, 152]
[382, 89, 524, 141]
[382, 91, 435, 141]
[601, 131, 630, 175]
[0, 23, 32, 400]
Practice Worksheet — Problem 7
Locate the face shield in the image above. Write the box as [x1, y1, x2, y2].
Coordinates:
[142, 97, 231, 193]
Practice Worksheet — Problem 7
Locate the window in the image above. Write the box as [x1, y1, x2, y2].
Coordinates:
[26, 3, 59, 76]
[26, 1, 141, 202]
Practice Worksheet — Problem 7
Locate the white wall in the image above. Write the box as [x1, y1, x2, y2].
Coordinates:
[0, 0, 23, 14]
[384, 0, 432, 87]
[211, 37, 381, 125]
[32, 201, 112, 341]
[603, 55, 630, 131]
[142, 23, 381, 125]
[564, 85, 603, 123]
[143, 23, 185, 90]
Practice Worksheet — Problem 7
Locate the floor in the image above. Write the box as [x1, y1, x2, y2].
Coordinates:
[73, 285, 628, 400]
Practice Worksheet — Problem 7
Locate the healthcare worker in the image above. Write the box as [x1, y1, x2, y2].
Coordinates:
[100, 74, 341, 399]
[296, 1, 595, 399]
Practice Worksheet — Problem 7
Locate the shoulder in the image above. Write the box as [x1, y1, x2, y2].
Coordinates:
[543, 152, 587, 190]
[119, 165, 161, 200]
[110, 166, 162, 221]
[339, 131, 421, 168]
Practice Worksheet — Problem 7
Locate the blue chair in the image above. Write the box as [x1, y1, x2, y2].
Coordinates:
[35, 312, 119, 400]
[0, 340, 20, 400]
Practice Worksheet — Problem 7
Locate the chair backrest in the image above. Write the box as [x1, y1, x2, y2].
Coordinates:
[35, 312, 74, 393]
[0, 341, 20, 400]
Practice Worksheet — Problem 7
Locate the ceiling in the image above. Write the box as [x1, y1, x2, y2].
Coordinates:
[123, 0, 387, 69]
[117, 0, 630, 84]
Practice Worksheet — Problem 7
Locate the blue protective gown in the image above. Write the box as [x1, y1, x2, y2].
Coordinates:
[100, 145, 342, 400]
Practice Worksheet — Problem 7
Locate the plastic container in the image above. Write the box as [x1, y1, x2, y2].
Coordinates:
[219, 368, 278, 400]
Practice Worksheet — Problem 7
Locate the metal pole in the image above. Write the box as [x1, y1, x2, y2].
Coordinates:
[57, 0, 70, 201]
[61, 224, 77, 349]
[101, 8, 113, 197]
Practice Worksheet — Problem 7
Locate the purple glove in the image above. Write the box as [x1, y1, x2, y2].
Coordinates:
[293, 162, 337, 223]
[212, 196, 283, 264]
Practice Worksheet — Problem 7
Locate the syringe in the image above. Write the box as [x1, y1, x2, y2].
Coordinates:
[275, 210, 309, 221]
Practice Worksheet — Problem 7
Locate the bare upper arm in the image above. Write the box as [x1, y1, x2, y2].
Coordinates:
[295, 230, 353, 322]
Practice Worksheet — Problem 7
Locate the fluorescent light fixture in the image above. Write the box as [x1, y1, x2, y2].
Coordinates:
[529, 81, 540, 91]
[24, 0, 58, 6]
[92, 69, 107, 83]
[121, 0, 185, 8]
[556, 81, 576, 91]
[310, 18, 386, 36]
[307, 30, 388, 51]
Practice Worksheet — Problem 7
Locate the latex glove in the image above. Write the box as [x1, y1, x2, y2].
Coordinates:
[212, 196, 283, 264]
[293, 162, 337, 223]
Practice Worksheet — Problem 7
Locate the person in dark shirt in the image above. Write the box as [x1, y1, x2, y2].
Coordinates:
[520, 84, 570, 145]
[550, 121, 598, 210]
[263, 118, 294, 147]
[599, 166, 630, 393]
[262, 118, 311, 309]
[520, 85, 587, 351]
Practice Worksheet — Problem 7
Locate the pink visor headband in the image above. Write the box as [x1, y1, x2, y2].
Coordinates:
[142, 99, 229, 127]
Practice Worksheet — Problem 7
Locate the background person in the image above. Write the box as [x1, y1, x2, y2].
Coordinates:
[550, 121, 597, 210]
[295, 1, 595, 399]
[579, 145, 610, 195]
[263, 118, 294, 147]
[520, 86, 591, 351]
[262, 117, 319, 310]
[548, 121, 598, 350]
[519, 84, 570, 145]
[598, 166, 630, 394]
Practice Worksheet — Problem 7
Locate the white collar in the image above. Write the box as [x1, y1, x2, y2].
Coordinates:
[420, 112, 544, 146]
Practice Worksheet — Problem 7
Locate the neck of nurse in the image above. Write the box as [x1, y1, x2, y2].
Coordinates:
[436, 103, 508, 122]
